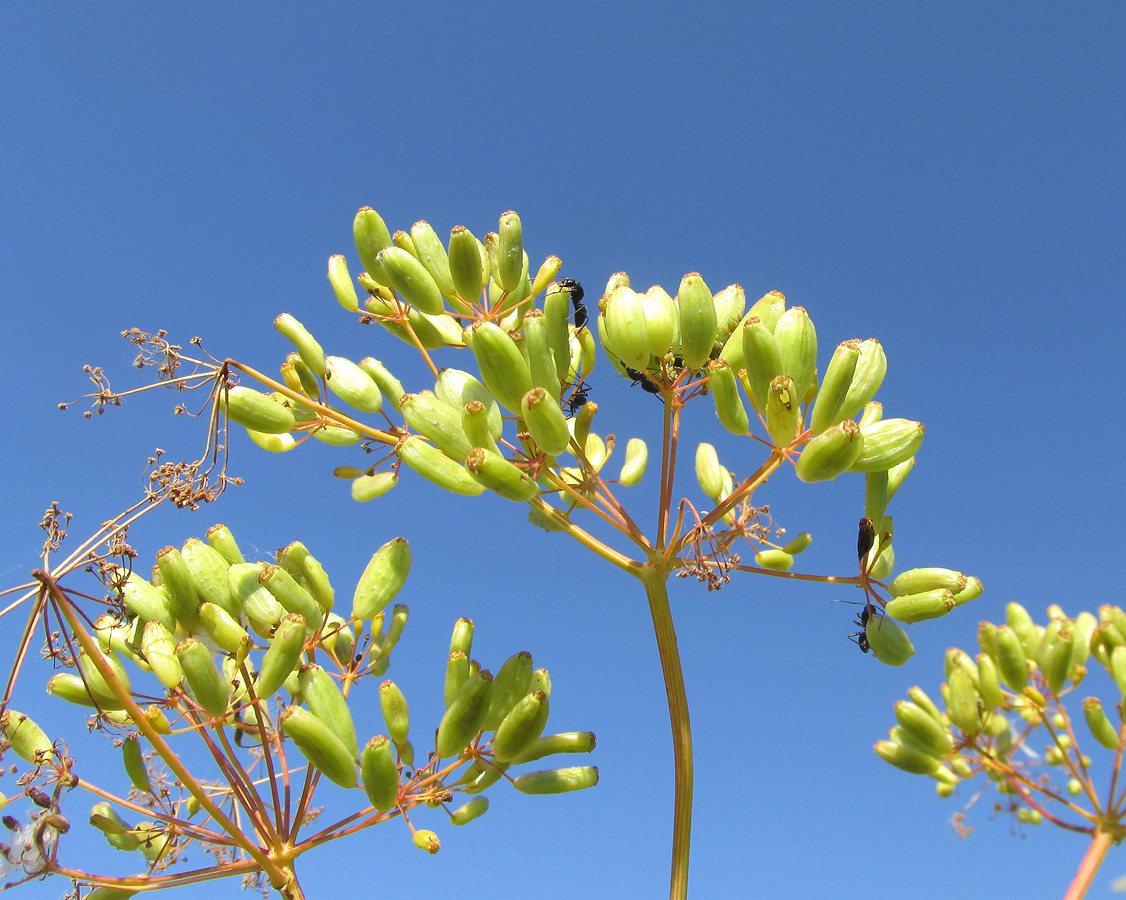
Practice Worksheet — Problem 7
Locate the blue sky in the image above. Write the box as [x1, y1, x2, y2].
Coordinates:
[2, 3, 1126, 898]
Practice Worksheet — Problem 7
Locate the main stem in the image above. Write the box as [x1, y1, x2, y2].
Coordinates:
[1064, 829, 1115, 900]
[641, 566, 692, 900]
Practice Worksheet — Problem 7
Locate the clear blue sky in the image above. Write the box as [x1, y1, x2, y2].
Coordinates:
[2, 3, 1125, 898]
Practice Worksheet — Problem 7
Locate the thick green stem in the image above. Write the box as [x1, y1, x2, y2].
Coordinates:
[1064, 828, 1115, 900]
[641, 567, 692, 900]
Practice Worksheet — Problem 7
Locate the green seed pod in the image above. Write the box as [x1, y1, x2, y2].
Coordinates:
[143, 705, 171, 735]
[447, 795, 488, 826]
[223, 385, 296, 436]
[176, 639, 228, 717]
[466, 321, 534, 413]
[906, 686, 943, 723]
[836, 339, 887, 421]
[531, 668, 551, 698]
[379, 680, 410, 746]
[1070, 611, 1096, 671]
[945, 648, 978, 684]
[888, 568, 966, 598]
[859, 401, 883, 427]
[78, 645, 131, 699]
[1043, 629, 1076, 696]
[483, 652, 535, 731]
[299, 665, 358, 758]
[466, 447, 540, 502]
[600, 285, 652, 368]
[279, 705, 357, 788]
[794, 420, 864, 482]
[353, 207, 394, 282]
[197, 603, 251, 655]
[84, 889, 139, 900]
[706, 360, 749, 435]
[975, 653, 1005, 711]
[695, 443, 725, 500]
[182, 538, 238, 618]
[412, 829, 440, 854]
[397, 435, 485, 495]
[530, 256, 563, 299]
[90, 802, 140, 851]
[360, 735, 400, 811]
[228, 563, 283, 627]
[261, 565, 322, 628]
[676, 273, 718, 371]
[847, 419, 926, 473]
[401, 391, 472, 461]
[492, 690, 550, 763]
[283, 351, 322, 401]
[522, 387, 571, 456]
[513, 766, 599, 795]
[953, 577, 984, 608]
[121, 735, 151, 794]
[381, 604, 409, 657]
[436, 670, 494, 759]
[352, 471, 399, 502]
[118, 572, 175, 632]
[323, 355, 382, 414]
[375, 245, 445, 315]
[543, 282, 574, 382]
[327, 253, 360, 312]
[740, 318, 784, 414]
[946, 666, 984, 735]
[254, 614, 306, 700]
[765, 375, 801, 448]
[977, 621, 998, 659]
[522, 312, 561, 399]
[1110, 646, 1126, 696]
[408, 220, 456, 299]
[445, 650, 471, 708]
[712, 283, 747, 341]
[886, 456, 915, 501]
[436, 368, 503, 439]
[496, 211, 524, 292]
[775, 533, 810, 556]
[808, 340, 861, 434]
[141, 620, 184, 689]
[1082, 698, 1121, 750]
[281, 543, 334, 613]
[885, 589, 956, 625]
[866, 614, 915, 666]
[1006, 602, 1040, 657]
[893, 701, 953, 759]
[618, 438, 648, 486]
[509, 731, 597, 765]
[721, 291, 785, 373]
[274, 313, 327, 377]
[638, 285, 677, 359]
[755, 549, 794, 572]
[461, 403, 499, 455]
[353, 538, 411, 620]
[860, 472, 888, 538]
[207, 520, 244, 563]
[354, 358, 403, 409]
[1103, 605, 1126, 639]
[464, 759, 509, 794]
[450, 618, 474, 657]
[323, 613, 356, 666]
[46, 672, 121, 709]
[772, 307, 817, 404]
[246, 429, 298, 453]
[448, 225, 485, 307]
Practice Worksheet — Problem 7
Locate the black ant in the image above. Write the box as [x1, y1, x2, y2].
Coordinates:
[564, 380, 592, 417]
[849, 606, 872, 654]
[624, 365, 662, 396]
[560, 277, 587, 330]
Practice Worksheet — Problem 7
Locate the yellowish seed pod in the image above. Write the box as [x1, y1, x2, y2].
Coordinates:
[327, 254, 360, 312]
[224, 386, 296, 436]
[352, 471, 399, 502]
[279, 705, 357, 789]
[176, 639, 228, 718]
[254, 614, 306, 700]
[299, 664, 358, 758]
[325, 355, 382, 414]
[599, 285, 651, 368]
[376, 245, 445, 315]
[496, 211, 524, 292]
[874, 740, 939, 775]
[274, 313, 327, 377]
[848, 419, 925, 474]
[521, 387, 571, 456]
[695, 442, 725, 500]
[141, 621, 184, 689]
[755, 549, 794, 572]
[707, 360, 749, 435]
[512, 766, 599, 795]
[466, 321, 534, 414]
[353, 207, 394, 282]
[885, 589, 957, 625]
[794, 420, 864, 482]
[353, 538, 412, 620]
[765, 375, 800, 448]
[773, 307, 818, 405]
[866, 613, 915, 667]
[808, 339, 860, 434]
[413, 829, 441, 854]
[466, 448, 540, 502]
[618, 438, 648, 487]
[676, 273, 718, 371]
[492, 690, 550, 763]
[509, 731, 596, 765]
[396, 436, 485, 496]
[400, 391, 472, 461]
[836, 339, 887, 421]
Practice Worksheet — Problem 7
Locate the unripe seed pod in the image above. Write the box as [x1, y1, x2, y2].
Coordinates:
[198, 602, 251, 655]
[397, 435, 485, 495]
[358, 358, 405, 408]
[889, 568, 967, 598]
[531, 668, 551, 698]
[360, 735, 400, 811]
[483, 652, 535, 731]
[327, 254, 360, 312]
[445, 650, 470, 708]
[352, 471, 399, 502]
[413, 829, 441, 854]
[721, 290, 787, 375]
[795, 420, 864, 482]
[522, 387, 571, 456]
[466, 447, 540, 502]
[182, 538, 238, 618]
[707, 360, 749, 435]
[466, 321, 534, 414]
[223, 386, 297, 436]
[90, 802, 139, 851]
[712, 283, 747, 342]
[436, 368, 503, 439]
[496, 211, 524, 292]
[836, 339, 887, 421]
[353, 206, 394, 282]
[1070, 611, 1096, 671]
[530, 257, 563, 300]
[228, 562, 283, 627]
[765, 375, 801, 448]
[151, 547, 198, 632]
[1102, 604, 1126, 640]
[523, 312, 561, 399]
[1083, 698, 1122, 750]
[279, 705, 357, 788]
[879, 741, 941, 777]
[274, 313, 327, 377]
[894, 700, 953, 759]
[1110, 646, 1126, 696]
[978, 621, 998, 659]
[600, 285, 651, 368]
[492, 690, 550, 763]
[176, 639, 228, 717]
[78, 646, 131, 700]
[886, 456, 915, 501]
[739, 318, 784, 414]
[848, 419, 926, 473]
[639, 285, 677, 359]
[862, 471, 889, 538]
[254, 614, 306, 700]
[409, 220, 456, 299]
[47, 672, 123, 709]
[447, 795, 488, 826]
[513, 765, 599, 795]
[755, 549, 794, 572]
[866, 613, 915, 666]
[261, 565, 322, 628]
[808, 340, 861, 434]
[1006, 602, 1040, 658]
[448, 226, 485, 307]
[945, 648, 978, 684]
[353, 538, 411, 620]
[121, 736, 151, 794]
[375, 245, 445, 315]
[946, 666, 984, 735]
[299, 665, 358, 758]
[543, 283, 573, 382]
[450, 618, 474, 657]
[141, 621, 184, 689]
[975, 653, 1005, 711]
[676, 273, 718, 371]
[143, 704, 172, 735]
[324, 356, 382, 414]
[278, 542, 334, 613]
[119, 572, 176, 632]
[283, 351, 322, 401]
[380, 680, 410, 746]
[618, 438, 648, 486]
[84, 889, 140, 900]
[1043, 629, 1076, 696]
[401, 391, 472, 461]
[886, 589, 956, 625]
[436, 670, 494, 759]
[859, 401, 883, 427]
[772, 306, 818, 406]
[510, 731, 597, 765]
[247, 429, 298, 453]
[695, 443, 724, 500]
[202, 526, 243, 568]
[907, 686, 943, 722]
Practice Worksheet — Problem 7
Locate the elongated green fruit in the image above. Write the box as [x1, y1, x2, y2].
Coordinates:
[695, 442, 724, 500]
[1006, 602, 1040, 657]
[522, 387, 571, 455]
[450, 796, 489, 826]
[327, 254, 360, 312]
[141, 621, 184, 689]
[509, 731, 596, 765]
[176, 639, 228, 717]
[119, 572, 175, 632]
[324, 355, 382, 413]
[464, 322, 533, 415]
[975, 653, 1005, 711]
[755, 549, 794, 572]
[435, 368, 503, 438]
[523, 312, 561, 399]
[261, 565, 322, 627]
[492, 690, 550, 763]
[672, 273, 715, 372]
[513, 766, 599, 795]
[465, 759, 509, 794]
[85, 888, 139, 900]
[889, 568, 966, 598]
[205, 524, 244, 566]
[1083, 698, 1122, 750]
[182, 538, 238, 618]
[277, 542, 334, 612]
[866, 613, 915, 666]
[837, 339, 887, 421]
[740, 318, 784, 413]
[1042, 629, 1075, 695]
[47, 672, 123, 709]
[121, 735, 152, 794]
[495, 211, 525, 291]
[224, 386, 296, 436]
[483, 652, 535, 731]
[894, 700, 953, 758]
[712, 283, 746, 341]
[773, 307, 817, 404]
[859, 401, 883, 427]
[445, 650, 470, 708]
[379, 680, 410, 746]
[638, 285, 677, 359]
[90, 802, 140, 851]
[953, 576, 984, 608]
[618, 438, 648, 486]
[600, 285, 651, 368]
[795, 420, 864, 482]
[198, 603, 251, 655]
[809, 339, 860, 434]
[254, 614, 306, 699]
[401, 392, 472, 461]
[360, 735, 400, 810]
[885, 589, 956, 624]
[992, 626, 1029, 690]
[154, 546, 198, 630]
[228, 562, 283, 626]
[543, 282, 573, 382]
[353, 359, 402, 409]
[780, 533, 812, 555]
[354, 206, 394, 283]
[707, 360, 749, 435]
[720, 291, 784, 372]
[946, 666, 984, 734]
[408, 220, 456, 298]
[886, 456, 915, 501]
[466, 447, 540, 501]
[848, 419, 925, 473]
[375, 245, 445, 315]
[462, 402, 499, 454]
[78, 646, 131, 700]
[275, 313, 327, 377]
[299, 665, 358, 758]
[352, 471, 399, 502]
[874, 740, 940, 775]
[448, 225, 485, 306]
[907, 687, 943, 722]
[436, 670, 493, 759]
[353, 538, 411, 620]
[280, 705, 357, 788]
[397, 435, 485, 496]
[765, 375, 800, 448]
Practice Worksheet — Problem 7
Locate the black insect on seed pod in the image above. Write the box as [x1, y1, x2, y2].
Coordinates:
[624, 365, 662, 396]
[560, 277, 587, 329]
[857, 517, 876, 562]
[849, 607, 871, 653]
